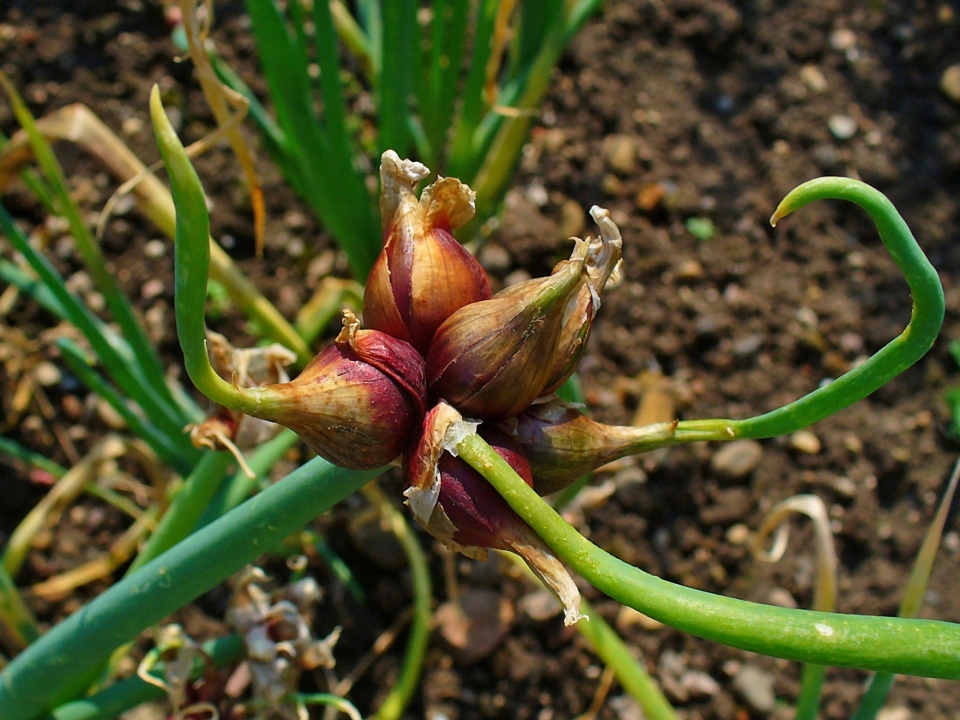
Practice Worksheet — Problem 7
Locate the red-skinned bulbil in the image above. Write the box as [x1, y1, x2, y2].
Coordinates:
[251, 310, 427, 470]
[515, 396, 679, 495]
[363, 150, 491, 355]
[404, 402, 584, 625]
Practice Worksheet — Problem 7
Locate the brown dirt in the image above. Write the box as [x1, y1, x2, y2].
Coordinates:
[2, 1, 960, 719]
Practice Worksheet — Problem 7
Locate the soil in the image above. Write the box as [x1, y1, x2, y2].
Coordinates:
[2, 1, 960, 719]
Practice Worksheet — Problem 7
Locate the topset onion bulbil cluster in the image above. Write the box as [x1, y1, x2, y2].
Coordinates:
[209, 151, 641, 623]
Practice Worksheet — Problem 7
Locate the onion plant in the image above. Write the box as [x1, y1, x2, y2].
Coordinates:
[6, 85, 952, 720]
[1, 4, 958, 719]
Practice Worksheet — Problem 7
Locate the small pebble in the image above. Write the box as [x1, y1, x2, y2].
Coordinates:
[68, 505, 88, 525]
[701, 487, 753, 524]
[838, 332, 864, 354]
[679, 670, 720, 699]
[726, 523, 750, 545]
[767, 587, 798, 608]
[86, 291, 105, 313]
[65, 271, 93, 295]
[118, 703, 167, 720]
[675, 259, 704, 281]
[616, 606, 663, 631]
[435, 589, 514, 665]
[283, 210, 308, 229]
[503, 269, 531, 287]
[34, 361, 61, 387]
[603, 135, 638, 175]
[943, 531, 959, 553]
[61, 394, 84, 420]
[813, 142, 840, 169]
[790, 430, 822, 454]
[612, 464, 647, 487]
[602, 174, 623, 196]
[121, 116, 144, 136]
[732, 334, 762, 359]
[96, 398, 127, 429]
[141, 279, 165, 301]
[830, 28, 857, 51]
[714, 95, 734, 114]
[557, 199, 585, 238]
[659, 649, 686, 678]
[608, 696, 644, 720]
[732, 664, 777, 714]
[711, 439, 764, 480]
[517, 589, 562, 622]
[877, 708, 911, 720]
[843, 433, 864, 454]
[348, 510, 406, 569]
[636, 182, 666, 212]
[526, 182, 548, 207]
[144, 239, 166, 258]
[833, 476, 857, 498]
[828, 114, 858, 140]
[799, 64, 828, 92]
[941, 64, 960, 104]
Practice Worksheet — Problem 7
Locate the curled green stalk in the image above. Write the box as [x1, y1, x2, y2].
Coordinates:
[456, 433, 960, 679]
[673, 177, 944, 442]
[150, 86, 275, 417]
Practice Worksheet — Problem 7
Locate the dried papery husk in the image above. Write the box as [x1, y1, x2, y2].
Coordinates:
[226, 567, 340, 713]
[188, 331, 296, 473]
[515, 396, 679, 495]
[540, 206, 623, 394]
[404, 403, 584, 625]
[426, 243, 588, 421]
[253, 310, 427, 470]
[364, 150, 491, 354]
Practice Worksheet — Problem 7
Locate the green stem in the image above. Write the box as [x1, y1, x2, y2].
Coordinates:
[850, 457, 960, 720]
[330, 0, 374, 80]
[456, 434, 960, 679]
[568, 596, 678, 720]
[127, 451, 233, 574]
[795, 664, 827, 720]
[0, 72, 176, 418]
[196, 429, 300, 528]
[0, 457, 379, 720]
[56, 337, 197, 474]
[674, 178, 943, 442]
[297, 693, 362, 720]
[364, 485, 431, 720]
[0, 564, 40, 653]
[150, 86, 277, 416]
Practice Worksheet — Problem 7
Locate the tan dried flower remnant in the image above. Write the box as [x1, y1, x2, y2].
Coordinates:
[226, 566, 342, 720]
[188, 330, 296, 476]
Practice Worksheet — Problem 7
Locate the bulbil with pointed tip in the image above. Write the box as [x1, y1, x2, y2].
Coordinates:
[426, 245, 587, 421]
[404, 403, 584, 625]
[516, 397, 679, 495]
[363, 150, 491, 355]
[541, 206, 623, 394]
[426, 207, 624, 422]
[253, 310, 427, 470]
